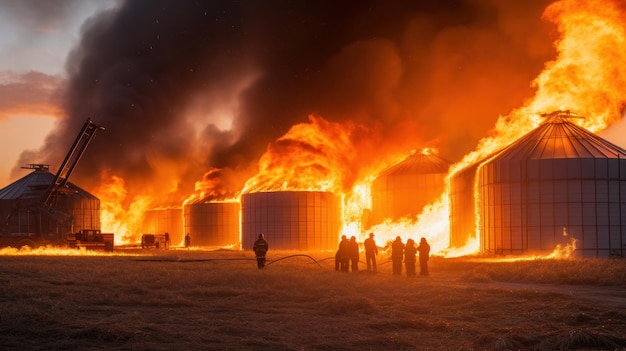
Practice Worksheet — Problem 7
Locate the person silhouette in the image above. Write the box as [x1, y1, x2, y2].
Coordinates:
[404, 238, 417, 277]
[417, 237, 431, 276]
[364, 232, 378, 273]
[335, 235, 348, 271]
[253, 233, 269, 269]
[391, 236, 404, 275]
[348, 236, 359, 272]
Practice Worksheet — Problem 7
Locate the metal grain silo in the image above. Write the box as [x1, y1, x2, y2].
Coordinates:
[371, 150, 451, 225]
[241, 191, 341, 251]
[142, 207, 183, 246]
[449, 162, 480, 249]
[182, 200, 240, 247]
[0, 164, 100, 247]
[451, 111, 626, 258]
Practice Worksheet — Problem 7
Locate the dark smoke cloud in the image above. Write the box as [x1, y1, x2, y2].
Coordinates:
[17, 0, 555, 206]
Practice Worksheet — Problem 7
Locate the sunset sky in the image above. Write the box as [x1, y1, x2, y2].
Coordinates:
[0, 0, 117, 184]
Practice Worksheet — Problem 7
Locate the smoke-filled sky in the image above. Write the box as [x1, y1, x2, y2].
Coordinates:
[0, 0, 118, 183]
[1, 0, 597, 206]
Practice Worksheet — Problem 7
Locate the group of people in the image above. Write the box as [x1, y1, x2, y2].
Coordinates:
[252, 232, 431, 275]
[335, 232, 430, 276]
[334, 235, 361, 272]
[391, 235, 430, 276]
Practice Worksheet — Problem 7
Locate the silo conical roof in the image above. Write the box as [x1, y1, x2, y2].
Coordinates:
[0, 165, 96, 201]
[370, 150, 451, 226]
[378, 151, 451, 177]
[489, 113, 626, 162]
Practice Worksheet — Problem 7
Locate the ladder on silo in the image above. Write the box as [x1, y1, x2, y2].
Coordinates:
[41, 119, 106, 210]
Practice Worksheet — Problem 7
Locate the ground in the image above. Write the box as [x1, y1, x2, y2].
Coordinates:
[1, 248, 625, 350]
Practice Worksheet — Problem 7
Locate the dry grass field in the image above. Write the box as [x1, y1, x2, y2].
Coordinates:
[1, 248, 625, 351]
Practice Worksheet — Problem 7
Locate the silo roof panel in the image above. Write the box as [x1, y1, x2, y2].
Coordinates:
[0, 170, 53, 200]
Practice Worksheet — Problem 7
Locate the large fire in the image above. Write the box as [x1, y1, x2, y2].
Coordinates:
[97, 174, 151, 244]
[92, 0, 626, 257]
[241, 115, 360, 194]
[452, 0, 626, 175]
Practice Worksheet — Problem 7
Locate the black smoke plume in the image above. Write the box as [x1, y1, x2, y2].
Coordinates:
[17, 0, 555, 206]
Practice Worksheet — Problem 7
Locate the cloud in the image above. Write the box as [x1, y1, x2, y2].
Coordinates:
[0, 71, 64, 119]
[0, 0, 111, 34]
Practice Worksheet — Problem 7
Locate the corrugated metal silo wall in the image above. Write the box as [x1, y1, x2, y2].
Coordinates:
[371, 173, 446, 224]
[59, 194, 101, 232]
[241, 191, 341, 251]
[478, 157, 626, 258]
[182, 202, 240, 247]
[449, 163, 479, 248]
[142, 208, 183, 245]
[1, 194, 100, 236]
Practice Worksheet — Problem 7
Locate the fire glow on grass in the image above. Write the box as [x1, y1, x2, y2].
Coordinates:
[93, 0, 626, 257]
[475, 238, 578, 262]
[0, 246, 139, 256]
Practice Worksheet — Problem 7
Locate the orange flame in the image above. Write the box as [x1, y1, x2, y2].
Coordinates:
[0, 246, 138, 256]
[242, 115, 358, 194]
[341, 182, 372, 238]
[95, 175, 151, 245]
[482, 237, 578, 262]
[461, 0, 626, 170]
[183, 167, 242, 205]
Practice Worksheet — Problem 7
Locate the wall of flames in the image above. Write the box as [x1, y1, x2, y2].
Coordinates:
[92, 0, 626, 258]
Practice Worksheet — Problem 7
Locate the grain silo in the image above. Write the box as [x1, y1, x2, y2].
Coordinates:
[241, 191, 341, 251]
[141, 207, 183, 245]
[0, 164, 100, 248]
[450, 111, 626, 258]
[371, 150, 451, 225]
[449, 162, 480, 249]
[183, 200, 240, 247]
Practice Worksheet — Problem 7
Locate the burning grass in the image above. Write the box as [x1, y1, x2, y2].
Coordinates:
[1, 250, 625, 350]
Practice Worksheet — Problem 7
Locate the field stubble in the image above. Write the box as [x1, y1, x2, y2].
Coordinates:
[1, 249, 625, 351]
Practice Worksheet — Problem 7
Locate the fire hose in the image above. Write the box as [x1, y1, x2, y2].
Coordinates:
[133, 254, 329, 267]
[132, 255, 394, 273]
